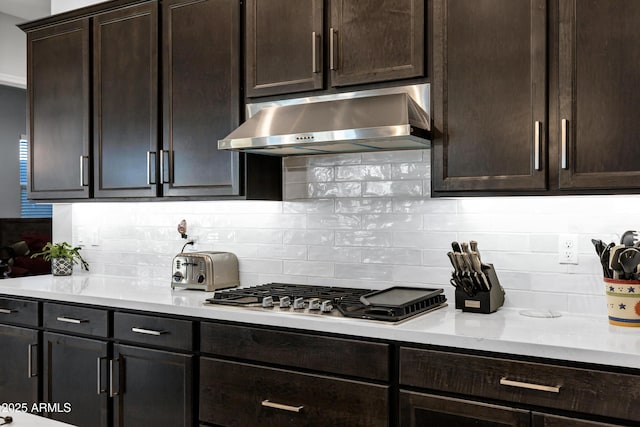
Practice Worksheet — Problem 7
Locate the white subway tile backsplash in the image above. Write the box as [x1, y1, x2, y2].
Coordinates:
[335, 198, 393, 214]
[308, 246, 362, 263]
[362, 214, 422, 231]
[335, 230, 393, 247]
[62, 151, 640, 314]
[283, 260, 334, 277]
[363, 181, 422, 197]
[307, 182, 362, 198]
[362, 248, 422, 265]
[283, 230, 334, 246]
[335, 164, 391, 181]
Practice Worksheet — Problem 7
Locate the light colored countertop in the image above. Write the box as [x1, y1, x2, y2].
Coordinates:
[1, 274, 638, 370]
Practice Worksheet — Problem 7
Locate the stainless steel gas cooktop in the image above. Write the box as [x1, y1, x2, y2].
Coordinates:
[206, 283, 447, 323]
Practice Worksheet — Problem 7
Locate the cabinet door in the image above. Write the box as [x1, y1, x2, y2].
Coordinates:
[400, 391, 530, 427]
[93, 2, 158, 198]
[431, 0, 547, 192]
[162, 0, 240, 197]
[558, 0, 640, 189]
[112, 344, 194, 427]
[0, 325, 39, 406]
[27, 19, 90, 200]
[246, 0, 323, 97]
[330, 0, 424, 87]
[43, 332, 109, 427]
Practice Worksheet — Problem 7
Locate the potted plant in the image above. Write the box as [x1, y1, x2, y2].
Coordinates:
[31, 242, 89, 276]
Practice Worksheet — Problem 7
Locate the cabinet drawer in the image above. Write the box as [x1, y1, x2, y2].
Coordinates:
[114, 312, 193, 351]
[200, 322, 389, 381]
[0, 296, 39, 327]
[400, 347, 640, 422]
[200, 357, 388, 427]
[43, 303, 108, 337]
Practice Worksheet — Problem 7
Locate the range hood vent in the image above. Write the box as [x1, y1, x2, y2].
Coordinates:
[218, 84, 430, 156]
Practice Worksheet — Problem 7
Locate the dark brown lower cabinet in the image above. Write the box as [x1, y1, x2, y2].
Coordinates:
[399, 391, 530, 427]
[200, 358, 388, 426]
[0, 324, 39, 406]
[532, 413, 626, 427]
[113, 344, 194, 427]
[43, 332, 109, 427]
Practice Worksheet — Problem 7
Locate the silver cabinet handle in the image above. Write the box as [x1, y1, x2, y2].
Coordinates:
[56, 316, 87, 324]
[0, 308, 17, 314]
[500, 377, 561, 393]
[160, 149, 166, 184]
[329, 27, 337, 70]
[312, 31, 320, 73]
[97, 357, 107, 395]
[27, 343, 37, 378]
[109, 358, 120, 397]
[80, 156, 84, 187]
[131, 327, 167, 336]
[261, 400, 304, 413]
[561, 118, 568, 169]
[146, 151, 156, 185]
[534, 121, 541, 171]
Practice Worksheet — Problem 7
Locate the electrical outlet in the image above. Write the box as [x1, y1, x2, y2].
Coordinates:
[558, 233, 578, 264]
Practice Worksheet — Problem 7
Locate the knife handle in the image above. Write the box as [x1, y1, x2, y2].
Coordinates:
[469, 251, 482, 272]
[470, 240, 480, 258]
[447, 251, 459, 273]
[461, 242, 470, 254]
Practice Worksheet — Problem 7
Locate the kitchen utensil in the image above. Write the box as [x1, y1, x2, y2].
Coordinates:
[600, 242, 614, 279]
[621, 230, 639, 247]
[618, 247, 640, 280]
[470, 240, 480, 260]
[452, 241, 462, 253]
[609, 244, 627, 279]
[461, 242, 471, 254]
[446, 251, 459, 273]
[591, 239, 604, 258]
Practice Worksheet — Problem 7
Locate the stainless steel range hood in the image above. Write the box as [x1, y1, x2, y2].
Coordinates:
[218, 84, 430, 156]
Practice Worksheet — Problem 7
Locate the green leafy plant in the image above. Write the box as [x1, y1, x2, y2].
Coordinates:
[31, 242, 89, 271]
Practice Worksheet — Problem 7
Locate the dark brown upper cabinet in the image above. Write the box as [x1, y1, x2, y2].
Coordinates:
[245, 0, 323, 97]
[558, 0, 640, 190]
[330, 0, 425, 87]
[93, 2, 158, 198]
[246, 0, 425, 98]
[162, 0, 242, 197]
[26, 19, 91, 200]
[431, 0, 547, 193]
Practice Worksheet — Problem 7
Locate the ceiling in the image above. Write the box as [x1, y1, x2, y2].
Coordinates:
[0, 0, 51, 20]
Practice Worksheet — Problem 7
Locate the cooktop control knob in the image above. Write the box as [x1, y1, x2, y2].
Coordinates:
[293, 297, 305, 310]
[279, 296, 291, 308]
[262, 296, 274, 308]
[197, 274, 205, 284]
[172, 272, 183, 283]
[320, 300, 333, 313]
[308, 298, 321, 310]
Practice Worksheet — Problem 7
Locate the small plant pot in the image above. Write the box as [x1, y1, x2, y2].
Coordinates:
[52, 258, 73, 276]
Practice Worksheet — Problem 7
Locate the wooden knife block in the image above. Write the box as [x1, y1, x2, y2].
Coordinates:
[454, 264, 505, 314]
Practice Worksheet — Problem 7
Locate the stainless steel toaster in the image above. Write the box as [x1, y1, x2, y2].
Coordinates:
[171, 251, 239, 291]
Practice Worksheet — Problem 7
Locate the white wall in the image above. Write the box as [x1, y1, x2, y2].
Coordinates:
[0, 12, 27, 87]
[51, 0, 107, 14]
[0, 85, 26, 217]
[59, 150, 631, 315]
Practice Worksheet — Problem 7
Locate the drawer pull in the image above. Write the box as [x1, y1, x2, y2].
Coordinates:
[27, 343, 37, 378]
[499, 377, 561, 393]
[261, 400, 303, 413]
[56, 316, 87, 324]
[131, 327, 167, 336]
[0, 308, 17, 314]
